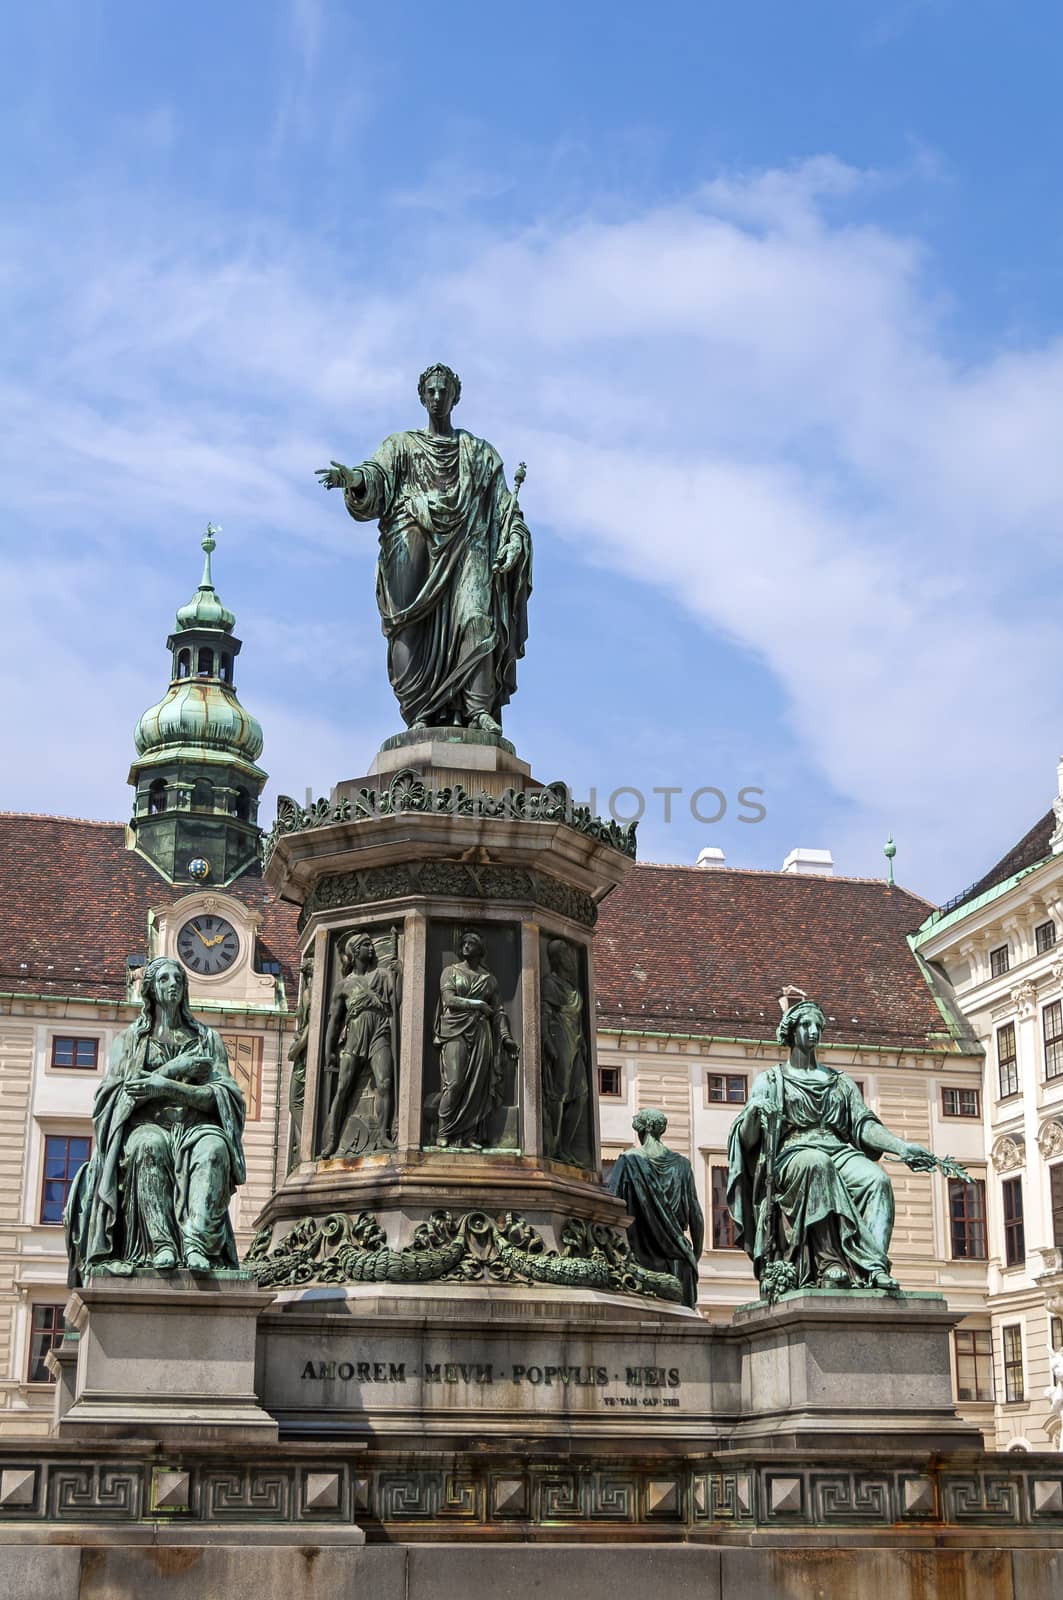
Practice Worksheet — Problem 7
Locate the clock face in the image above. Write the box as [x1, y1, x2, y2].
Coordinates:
[177, 914, 240, 976]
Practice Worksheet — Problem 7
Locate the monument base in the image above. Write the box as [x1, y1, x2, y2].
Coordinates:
[252, 1283, 982, 1454]
[57, 1271, 278, 1445]
[731, 1288, 984, 1451]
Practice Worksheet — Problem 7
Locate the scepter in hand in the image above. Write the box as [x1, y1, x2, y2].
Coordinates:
[493, 461, 527, 578]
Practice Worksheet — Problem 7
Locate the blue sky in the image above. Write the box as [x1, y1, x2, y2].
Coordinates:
[3, 1, 1063, 902]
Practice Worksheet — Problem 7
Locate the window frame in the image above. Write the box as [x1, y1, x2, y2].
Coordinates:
[1044, 1001, 1063, 1082]
[941, 1085, 981, 1119]
[953, 1328, 994, 1403]
[990, 944, 1010, 978]
[949, 1175, 987, 1260]
[38, 1131, 92, 1227]
[1001, 1175, 1025, 1268]
[1050, 1162, 1063, 1252]
[1002, 1323, 1025, 1404]
[26, 1302, 67, 1385]
[1036, 920, 1057, 955]
[996, 1022, 1019, 1099]
[706, 1071, 748, 1106]
[709, 1161, 739, 1251]
[49, 1034, 100, 1072]
[597, 1064, 623, 1100]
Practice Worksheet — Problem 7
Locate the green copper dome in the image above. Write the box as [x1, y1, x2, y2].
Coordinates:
[133, 681, 264, 762]
[127, 523, 267, 887]
[132, 524, 264, 765]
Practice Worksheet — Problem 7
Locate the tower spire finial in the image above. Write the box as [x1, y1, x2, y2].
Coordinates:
[201, 523, 221, 590]
[884, 832, 896, 887]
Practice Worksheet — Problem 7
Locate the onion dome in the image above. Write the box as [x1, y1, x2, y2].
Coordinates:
[133, 680, 264, 763]
[127, 524, 267, 887]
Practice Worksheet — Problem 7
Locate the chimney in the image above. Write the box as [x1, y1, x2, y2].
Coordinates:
[781, 847, 833, 877]
[696, 846, 726, 869]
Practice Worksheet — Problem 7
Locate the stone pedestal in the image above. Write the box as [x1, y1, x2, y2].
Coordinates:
[57, 1271, 278, 1444]
[731, 1289, 984, 1451]
[256, 731, 650, 1302]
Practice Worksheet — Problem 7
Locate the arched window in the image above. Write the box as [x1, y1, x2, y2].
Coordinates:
[197, 647, 214, 677]
[191, 779, 213, 811]
[219, 653, 232, 683]
[148, 779, 168, 815]
[231, 787, 252, 822]
[176, 649, 191, 679]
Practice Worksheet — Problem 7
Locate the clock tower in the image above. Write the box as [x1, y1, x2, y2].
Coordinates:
[127, 526, 267, 889]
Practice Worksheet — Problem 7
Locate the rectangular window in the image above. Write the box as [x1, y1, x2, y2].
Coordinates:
[39, 1134, 91, 1225]
[1051, 1315, 1063, 1352]
[707, 1073, 747, 1105]
[953, 1329, 994, 1403]
[942, 1086, 981, 1118]
[598, 1066, 622, 1098]
[990, 945, 1010, 978]
[1051, 1164, 1063, 1251]
[1044, 1001, 1063, 1081]
[1002, 1324, 1024, 1404]
[997, 1022, 1018, 1098]
[949, 1177, 987, 1259]
[851, 1080, 866, 1099]
[1002, 1176, 1025, 1267]
[26, 1304, 66, 1384]
[1037, 920, 1057, 954]
[50, 1036, 99, 1070]
[710, 1164, 738, 1250]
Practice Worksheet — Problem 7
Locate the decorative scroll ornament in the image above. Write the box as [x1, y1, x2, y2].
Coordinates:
[1037, 1119, 1063, 1160]
[1010, 980, 1037, 1019]
[263, 772, 637, 867]
[245, 1208, 681, 1303]
[297, 860, 599, 932]
[991, 1133, 1026, 1173]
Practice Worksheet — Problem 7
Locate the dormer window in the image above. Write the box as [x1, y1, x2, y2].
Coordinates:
[197, 647, 214, 677]
[176, 648, 191, 679]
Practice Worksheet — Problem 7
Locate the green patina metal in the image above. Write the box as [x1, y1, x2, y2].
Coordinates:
[65, 958, 249, 1281]
[264, 773, 637, 871]
[725, 999, 971, 1304]
[127, 526, 266, 886]
[246, 1206, 682, 1301]
[316, 364, 532, 735]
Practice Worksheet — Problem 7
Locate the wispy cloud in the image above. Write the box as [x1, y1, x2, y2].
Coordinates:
[2, 157, 1062, 895]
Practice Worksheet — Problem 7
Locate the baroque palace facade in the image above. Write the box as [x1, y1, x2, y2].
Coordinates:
[0, 535, 1059, 1449]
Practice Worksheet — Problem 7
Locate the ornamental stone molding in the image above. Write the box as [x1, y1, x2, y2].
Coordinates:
[1051, 957, 1063, 989]
[1038, 1119, 1063, 1160]
[991, 1133, 1026, 1174]
[1010, 980, 1038, 1019]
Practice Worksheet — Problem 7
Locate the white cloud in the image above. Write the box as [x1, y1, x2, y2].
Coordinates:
[2, 160, 1063, 896]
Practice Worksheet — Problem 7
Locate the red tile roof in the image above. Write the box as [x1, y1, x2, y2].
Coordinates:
[0, 813, 299, 1001]
[595, 862, 953, 1053]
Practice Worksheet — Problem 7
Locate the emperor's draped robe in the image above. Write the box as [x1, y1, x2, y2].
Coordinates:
[609, 1146, 704, 1308]
[64, 1024, 246, 1284]
[726, 1063, 895, 1290]
[342, 429, 531, 726]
